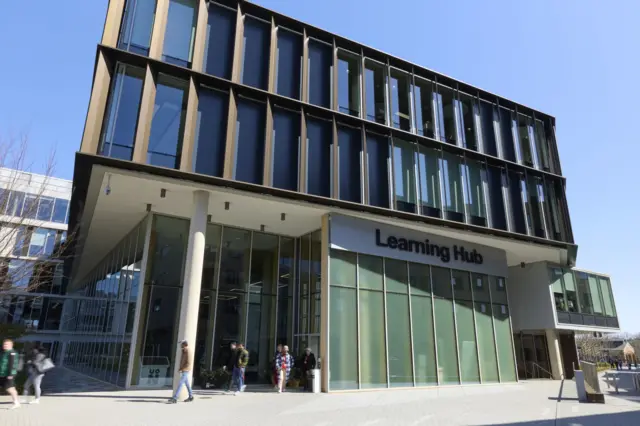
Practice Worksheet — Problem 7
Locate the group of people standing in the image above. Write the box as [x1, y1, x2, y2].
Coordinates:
[271, 344, 316, 393]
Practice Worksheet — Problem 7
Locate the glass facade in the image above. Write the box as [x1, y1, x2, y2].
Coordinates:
[118, 0, 157, 56]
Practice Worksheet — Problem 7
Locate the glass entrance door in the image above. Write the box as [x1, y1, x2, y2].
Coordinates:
[514, 332, 552, 379]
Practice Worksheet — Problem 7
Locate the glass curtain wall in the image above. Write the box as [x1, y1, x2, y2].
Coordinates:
[337, 50, 361, 117]
[364, 59, 387, 125]
[550, 267, 618, 322]
[392, 138, 417, 213]
[162, 0, 198, 67]
[204, 2, 236, 79]
[118, 0, 157, 56]
[295, 231, 322, 358]
[413, 78, 436, 139]
[328, 249, 515, 390]
[389, 68, 412, 131]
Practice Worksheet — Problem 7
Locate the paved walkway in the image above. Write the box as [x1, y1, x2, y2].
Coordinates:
[2, 369, 640, 426]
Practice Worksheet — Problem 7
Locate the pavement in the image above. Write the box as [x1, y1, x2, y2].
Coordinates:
[2, 368, 640, 426]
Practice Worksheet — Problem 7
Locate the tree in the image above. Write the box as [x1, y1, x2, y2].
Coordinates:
[575, 333, 607, 362]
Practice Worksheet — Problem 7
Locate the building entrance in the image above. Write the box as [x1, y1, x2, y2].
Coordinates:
[514, 332, 552, 379]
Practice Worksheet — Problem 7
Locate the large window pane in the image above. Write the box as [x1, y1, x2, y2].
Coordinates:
[234, 98, 266, 184]
[218, 227, 251, 292]
[118, 0, 156, 55]
[366, 133, 390, 208]
[549, 268, 568, 312]
[417, 146, 441, 218]
[599, 277, 616, 317]
[330, 249, 356, 288]
[338, 125, 362, 203]
[516, 114, 537, 168]
[337, 50, 361, 117]
[436, 85, 457, 145]
[204, 3, 235, 79]
[364, 59, 387, 124]
[588, 274, 604, 315]
[308, 39, 332, 108]
[389, 69, 411, 131]
[99, 64, 144, 161]
[359, 289, 386, 388]
[563, 270, 579, 313]
[306, 117, 332, 197]
[329, 286, 358, 390]
[463, 160, 487, 227]
[392, 138, 417, 213]
[413, 78, 436, 138]
[37, 197, 54, 222]
[241, 16, 270, 90]
[410, 263, 436, 385]
[272, 107, 300, 191]
[162, 0, 197, 67]
[432, 266, 459, 384]
[472, 274, 499, 383]
[525, 176, 547, 238]
[358, 254, 383, 290]
[52, 198, 69, 224]
[507, 171, 527, 234]
[440, 152, 465, 222]
[385, 258, 408, 294]
[453, 270, 479, 383]
[147, 75, 188, 169]
[534, 119, 551, 171]
[486, 166, 507, 230]
[457, 92, 478, 151]
[497, 107, 516, 162]
[479, 101, 498, 156]
[276, 28, 302, 99]
[6, 191, 24, 218]
[387, 292, 413, 387]
[194, 88, 228, 177]
[276, 237, 295, 345]
[544, 179, 569, 242]
[493, 303, 516, 382]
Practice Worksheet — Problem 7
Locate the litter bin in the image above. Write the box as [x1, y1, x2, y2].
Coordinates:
[311, 368, 320, 393]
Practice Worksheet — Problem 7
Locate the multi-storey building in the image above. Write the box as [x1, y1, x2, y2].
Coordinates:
[64, 0, 619, 391]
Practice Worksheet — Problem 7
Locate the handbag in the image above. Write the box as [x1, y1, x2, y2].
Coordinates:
[37, 357, 55, 374]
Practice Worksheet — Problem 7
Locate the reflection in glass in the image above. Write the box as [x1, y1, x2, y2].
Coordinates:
[479, 101, 498, 156]
[366, 133, 390, 208]
[364, 60, 387, 124]
[329, 286, 358, 390]
[436, 85, 457, 144]
[338, 125, 362, 203]
[534, 119, 551, 171]
[276, 28, 302, 99]
[393, 139, 417, 213]
[544, 179, 568, 241]
[162, 0, 197, 67]
[486, 166, 507, 230]
[194, 88, 228, 177]
[562, 271, 578, 313]
[417, 146, 441, 218]
[452, 270, 479, 384]
[549, 268, 567, 312]
[507, 171, 527, 234]
[432, 266, 458, 384]
[308, 39, 332, 108]
[457, 93, 477, 151]
[389, 69, 411, 131]
[516, 114, 537, 168]
[493, 303, 516, 382]
[463, 160, 487, 227]
[440, 152, 464, 222]
[387, 292, 413, 387]
[306, 117, 332, 197]
[204, 2, 235, 79]
[358, 254, 383, 290]
[588, 274, 604, 315]
[52, 198, 69, 224]
[118, 0, 156, 55]
[497, 108, 516, 162]
[599, 277, 616, 317]
[218, 227, 251, 292]
[413, 78, 436, 138]
[525, 176, 547, 238]
[337, 51, 361, 117]
[272, 107, 300, 191]
[472, 274, 499, 383]
[234, 98, 266, 184]
[330, 249, 356, 287]
[359, 289, 386, 388]
[37, 197, 54, 221]
[241, 16, 270, 90]
[276, 238, 295, 345]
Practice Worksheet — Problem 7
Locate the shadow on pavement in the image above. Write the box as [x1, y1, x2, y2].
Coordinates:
[479, 410, 640, 426]
[44, 394, 167, 400]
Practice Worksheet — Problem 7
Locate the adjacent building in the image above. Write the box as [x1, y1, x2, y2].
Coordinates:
[64, 0, 619, 391]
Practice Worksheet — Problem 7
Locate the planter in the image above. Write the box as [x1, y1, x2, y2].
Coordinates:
[575, 370, 587, 402]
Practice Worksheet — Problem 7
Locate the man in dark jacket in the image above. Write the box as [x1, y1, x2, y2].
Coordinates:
[223, 342, 238, 392]
[301, 347, 317, 391]
[232, 343, 249, 395]
[0, 339, 20, 409]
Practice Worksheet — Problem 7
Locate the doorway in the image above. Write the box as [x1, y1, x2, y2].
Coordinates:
[514, 332, 552, 379]
[559, 332, 578, 379]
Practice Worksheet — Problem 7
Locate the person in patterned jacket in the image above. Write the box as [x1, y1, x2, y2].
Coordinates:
[275, 345, 294, 393]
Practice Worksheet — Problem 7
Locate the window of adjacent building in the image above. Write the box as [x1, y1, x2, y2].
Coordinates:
[413, 78, 436, 139]
[439, 152, 464, 222]
[435, 85, 457, 145]
[28, 228, 56, 257]
[516, 114, 538, 168]
[462, 160, 488, 227]
[506, 171, 527, 235]
[276, 28, 302, 99]
[599, 277, 616, 317]
[389, 68, 411, 132]
[13, 226, 30, 257]
[99, 63, 145, 161]
[575, 271, 593, 315]
[457, 92, 478, 151]
[52, 198, 69, 224]
[486, 166, 507, 231]
[479, 101, 498, 157]
[337, 50, 361, 117]
[417, 146, 442, 218]
[118, 0, 157, 56]
[162, 0, 197, 67]
[364, 59, 387, 125]
[497, 107, 517, 162]
[452, 269, 480, 384]
[588, 274, 604, 315]
[392, 138, 417, 213]
[147, 74, 188, 169]
[234, 97, 266, 184]
[534, 118, 551, 172]
[241, 16, 270, 90]
[306, 116, 332, 198]
[5, 191, 24, 218]
[203, 2, 236, 79]
[37, 196, 54, 222]
[193, 87, 228, 177]
[550, 268, 567, 311]
[337, 124, 362, 203]
[308, 39, 332, 108]
[432, 266, 459, 384]
[525, 176, 547, 238]
[22, 194, 38, 219]
[563, 270, 578, 313]
[272, 106, 300, 191]
[366, 133, 390, 209]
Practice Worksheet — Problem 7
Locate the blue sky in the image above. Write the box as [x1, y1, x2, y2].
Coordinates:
[0, 1, 638, 332]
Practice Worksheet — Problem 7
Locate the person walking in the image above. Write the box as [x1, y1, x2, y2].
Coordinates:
[275, 345, 294, 393]
[168, 340, 194, 404]
[23, 346, 47, 404]
[223, 342, 238, 392]
[232, 343, 249, 396]
[301, 347, 316, 391]
[272, 344, 283, 390]
[0, 339, 20, 410]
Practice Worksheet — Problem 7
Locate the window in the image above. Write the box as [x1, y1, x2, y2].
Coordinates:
[147, 75, 188, 169]
[416, 146, 442, 218]
[479, 101, 498, 156]
[272, 107, 300, 191]
[385, 259, 413, 387]
[118, 0, 156, 55]
[563, 270, 578, 313]
[162, 0, 197, 67]
[525, 176, 547, 238]
[337, 125, 362, 203]
[588, 274, 604, 315]
[439, 152, 464, 222]
[575, 271, 593, 314]
[5, 191, 24, 217]
[392, 138, 417, 213]
[241, 16, 270, 90]
[435, 85, 457, 144]
[306, 116, 332, 197]
[276, 28, 302, 99]
[486, 166, 507, 230]
[463, 160, 488, 227]
[337, 50, 361, 117]
[52, 198, 69, 224]
[389, 68, 411, 131]
[473, 273, 499, 383]
[364, 59, 387, 124]
[13, 226, 30, 257]
[28, 228, 54, 257]
[506, 171, 527, 234]
[599, 277, 616, 317]
[366, 133, 390, 209]
[234, 98, 266, 184]
[516, 114, 537, 167]
[99, 64, 145, 161]
[358, 255, 386, 388]
[409, 263, 437, 385]
[204, 3, 236, 79]
[534, 118, 551, 171]
[432, 266, 459, 384]
[550, 268, 567, 311]
[452, 270, 479, 384]
[308, 39, 332, 108]
[457, 92, 478, 151]
[544, 179, 569, 241]
[193, 88, 228, 177]
[22, 194, 38, 219]
[37, 196, 54, 221]
[497, 107, 516, 162]
[413, 78, 436, 138]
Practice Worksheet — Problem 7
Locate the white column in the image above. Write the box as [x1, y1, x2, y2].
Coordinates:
[172, 190, 209, 399]
[545, 329, 564, 380]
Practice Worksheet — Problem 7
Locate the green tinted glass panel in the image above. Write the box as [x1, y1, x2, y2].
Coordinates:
[549, 268, 564, 294]
[493, 304, 516, 382]
[330, 249, 356, 287]
[359, 254, 383, 290]
[475, 302, 498, 382]
[490, 276, 508, 304]
[434, 297, 459, 384]
[599, 277, 615, 317]
[329, 286, 358, 389]
[408, 263, 431, 296]
[588, 275, 604, 315]
[385, 258, 408, 293]
[452, 269, 472, 301]
[411, 295, 437, 385]
[359, 290, 387, 388]
[432, 266, 452, 299]
[455, 300, 479, 383]
[387, 293, 413, 387]
[472, 274, 490, 303]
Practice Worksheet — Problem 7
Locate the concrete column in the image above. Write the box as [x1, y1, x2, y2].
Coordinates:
[172, 190, 209, 399]
[545, 329, 564, 380]
[320, 214, 330, 392]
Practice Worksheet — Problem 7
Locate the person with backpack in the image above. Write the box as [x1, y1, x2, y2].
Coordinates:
[23, 345, 49, 404]
[0, 339, 20, 410]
